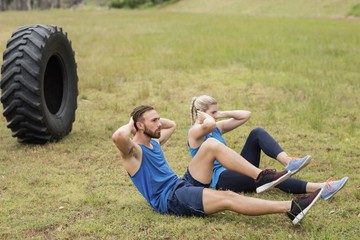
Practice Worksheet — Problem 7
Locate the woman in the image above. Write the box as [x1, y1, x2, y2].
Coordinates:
[188, 95, 348, 198]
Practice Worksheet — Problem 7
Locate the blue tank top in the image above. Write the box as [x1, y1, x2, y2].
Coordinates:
[188, 127, 226, 188]
[130, 139, 179, 214]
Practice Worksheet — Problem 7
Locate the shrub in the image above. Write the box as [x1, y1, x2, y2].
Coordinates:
[107, 0, 172, 9]
[108, 0, 124, 8]
[347, 3, 360, 17]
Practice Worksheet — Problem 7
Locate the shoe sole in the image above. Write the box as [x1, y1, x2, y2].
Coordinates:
[292, 187, 324, 225]
[256, 171, 291, 193]
[290, 155, 312, 176]
[322, 176, 349, 200]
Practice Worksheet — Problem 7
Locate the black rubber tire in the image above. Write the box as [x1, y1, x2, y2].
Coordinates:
[1, 25, 78, 144]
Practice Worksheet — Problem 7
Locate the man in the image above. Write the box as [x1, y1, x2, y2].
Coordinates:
[112, 105, 323, 225]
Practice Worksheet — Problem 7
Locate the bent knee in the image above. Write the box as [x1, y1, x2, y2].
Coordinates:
[202, 138, 223, 150]
[249, 127, 266, 138]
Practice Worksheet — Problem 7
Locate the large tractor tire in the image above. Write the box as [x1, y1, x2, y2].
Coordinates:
[1, 25, 78, 144]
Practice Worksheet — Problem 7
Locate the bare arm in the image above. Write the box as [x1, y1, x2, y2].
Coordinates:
[215, 110, 251, 134]
[188, 111, 216, 148]
[112, 118, 142, 176]
[158, 118, 176, 145]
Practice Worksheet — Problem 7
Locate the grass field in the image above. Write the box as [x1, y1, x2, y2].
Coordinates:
[0, 1, 360, 239]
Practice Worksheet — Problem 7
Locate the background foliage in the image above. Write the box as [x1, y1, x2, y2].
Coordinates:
[0, 0, 174, 10]
[348, 3, 360, 16]
[2, 0, 360, 13]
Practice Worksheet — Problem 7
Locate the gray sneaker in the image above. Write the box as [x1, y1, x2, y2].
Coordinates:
[321, 176, 349, 200]
[285, 155, 312, 175]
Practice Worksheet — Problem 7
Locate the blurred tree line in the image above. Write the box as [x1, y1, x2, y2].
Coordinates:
[107, 0, 173, 9]
[0, 0, 174, 10]
[0, 0, 82, 10]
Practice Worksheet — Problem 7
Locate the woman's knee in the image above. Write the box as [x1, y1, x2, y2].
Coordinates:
[249, 127, 267, 139]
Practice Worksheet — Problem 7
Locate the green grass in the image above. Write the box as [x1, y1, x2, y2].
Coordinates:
[1, 1, 360, 239]
[164, 0, 360, 17]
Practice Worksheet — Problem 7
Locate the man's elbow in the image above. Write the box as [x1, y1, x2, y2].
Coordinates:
[112, 130, 124, 144]
[170, 120, 177, 130]
[164, 119, 176, 132]
[246, 111, 252, 120]
[247, 111, 251, 119]
[112, 132, 119, 144]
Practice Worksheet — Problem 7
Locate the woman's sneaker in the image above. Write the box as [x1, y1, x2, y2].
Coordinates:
[255, 169, 291, 193]
[285, 155, 312, 175]
[287, 187, 324, 225]
[321, 176, 349, 200]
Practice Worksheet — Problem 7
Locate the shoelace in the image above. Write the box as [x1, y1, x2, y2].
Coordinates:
[261, 169, 276, 174]
[290, 194, 308, 217]
[293, 190, 319, 210]
[294, 194, 308, 201]
[325, 177, 335, 193]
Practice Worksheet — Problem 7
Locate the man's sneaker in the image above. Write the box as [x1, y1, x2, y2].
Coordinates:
[287, 187, 324, 225]
[285, 155, 312, 175]
[255, 169, 291, 193]
[321, 176, 349, 200]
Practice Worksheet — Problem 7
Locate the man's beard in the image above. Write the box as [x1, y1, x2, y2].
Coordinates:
[144, 126, 160, 139]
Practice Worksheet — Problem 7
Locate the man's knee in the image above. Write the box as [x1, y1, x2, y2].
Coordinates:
[202, 138, 222, 150]
[218, 190, 240, 209]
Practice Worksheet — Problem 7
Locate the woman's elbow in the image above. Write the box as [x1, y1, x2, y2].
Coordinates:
[204, 121, 216, 132]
